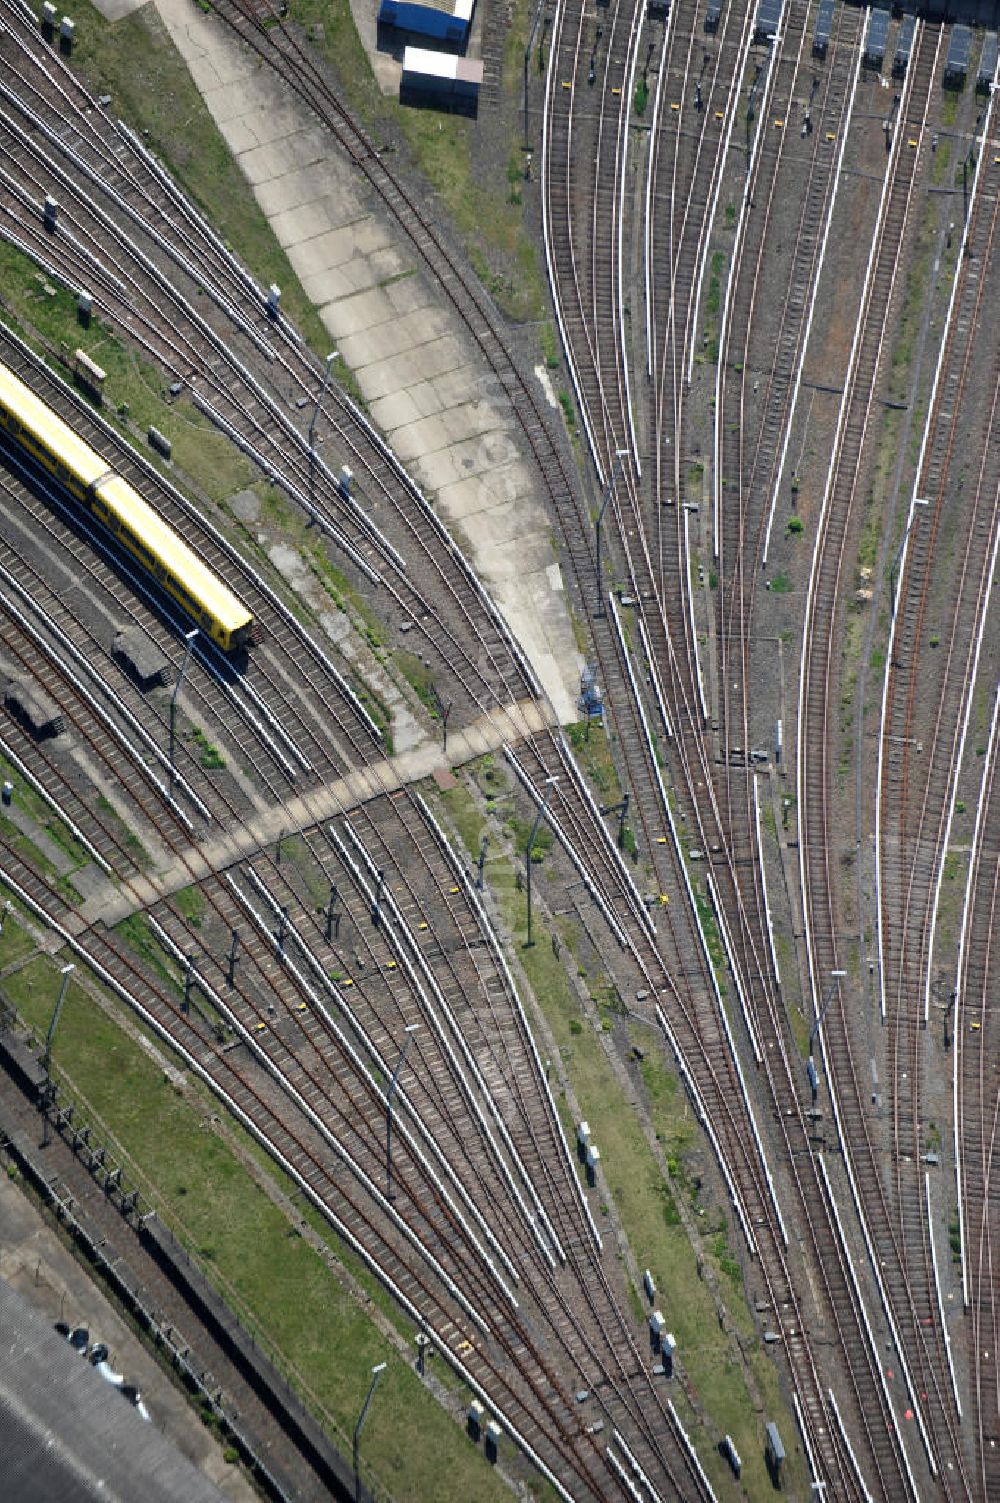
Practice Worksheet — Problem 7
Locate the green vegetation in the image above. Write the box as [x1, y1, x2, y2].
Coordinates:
[693, 883, 725, 984]
[173, 885, 206, 928]
[0, 933, 509, 1503]
[396, 651, 440, 715]
[433, 778, 802, 1496]
[191, 727, 226, 770]
[787, 515, 804, 535]
[564, 722, 622, 801]
[115, 912, 176, 990]
[634, 77, 649, 116]
[540, 321, 560, 370]
[701, 251, 725, 364]
[558, 390, 576, 430]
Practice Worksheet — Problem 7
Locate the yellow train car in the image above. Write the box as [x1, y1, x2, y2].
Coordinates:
[0, 360, 253, 652]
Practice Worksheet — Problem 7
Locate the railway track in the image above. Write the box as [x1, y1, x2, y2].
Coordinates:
[794, 17, 992, 1495]
[540, 1, 942, 1490]
[953, 685, 1000, 1502]
[3, 0, 998, 1496]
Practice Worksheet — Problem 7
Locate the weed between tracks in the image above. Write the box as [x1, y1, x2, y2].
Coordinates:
[0, 246, 253, 504]
[432, 774, 802, 1498]
[0, 905, 509, 1503]
[67, 1, 329, 358]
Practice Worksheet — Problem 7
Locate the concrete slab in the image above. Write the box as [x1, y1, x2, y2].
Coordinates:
[154, 0, 583, 724]
[77, 695, 556, 928]
[367, 388, 425, 431]
[349, 337, 466, 401]
[0, 1173, 255, 1502]
[91, 0, 148, 17]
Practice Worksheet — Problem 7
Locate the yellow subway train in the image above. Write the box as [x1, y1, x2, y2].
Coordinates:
[0, 359, 253, 652]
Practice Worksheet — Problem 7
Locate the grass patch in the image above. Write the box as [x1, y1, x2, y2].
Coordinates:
[540, 321, 560, 370]
[692, 883, 725, 981]
[558, 390, 576, 430]
[0, 952, 510, 1503]
[564, 722, 621, 801]
[114, 913, 177, 990]
[430, 778, 802, 1495]
[173, 885, 206, 928]
[190, 727, 226, 770]
[396, 651, 440, 714]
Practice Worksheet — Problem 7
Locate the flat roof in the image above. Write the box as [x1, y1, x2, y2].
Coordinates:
[0, 1278, 227, 1503]
[403, 44, 456, 77]
[814, 0, 834, 41]
[947, 24, 972, 69]
[866, 8, 890, 50]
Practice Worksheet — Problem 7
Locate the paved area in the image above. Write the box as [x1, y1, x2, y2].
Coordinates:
[149, 0, 582, 725]
[0, 1168, 255, 1501]
[74, 694, 552, 929]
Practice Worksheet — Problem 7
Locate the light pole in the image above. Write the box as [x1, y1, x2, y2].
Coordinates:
[308, 351, 339, 506]
[431, 684, 453, 754]
[809, 969, 846, 1046]
[309, 351, 339, 450]
[43, 963, 75, 1079]
[168, 628, 199, 798]
[595, 449, 628, 616]
[353, 1361, 387, 1501]
[386, 1024, 420, 1201]
[807, 969, 846, 1098]
[888, 498, 928, 623]
[525, 776, 557, 947]
[41, 961, 74, 1147]
[746, 61, 764, 171]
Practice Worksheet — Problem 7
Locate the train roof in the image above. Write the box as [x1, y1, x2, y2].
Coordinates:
[813, 0, 834, 47]
[865, 7, 890, 60]
[0, 359, 109, 487]
[97, 474, 251, 634]
[946, 24, 972, 73]
[0, 358, 250, 638]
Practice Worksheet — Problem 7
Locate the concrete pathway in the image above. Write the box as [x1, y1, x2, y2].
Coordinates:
[144, 0, 582, 724]
[74, 695, 551, 929]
